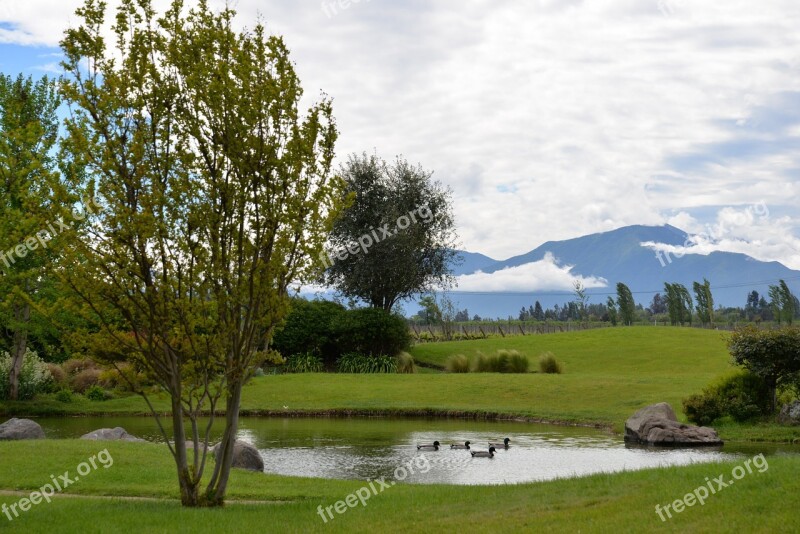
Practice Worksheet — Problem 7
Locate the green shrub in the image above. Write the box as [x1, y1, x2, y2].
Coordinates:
[472, 350, 529, 373]
[0, 349, 53, 400]
[333, 308, 411, 357]
[446, 354, 470, 373]
[85, 385, 112, 401]
[396, 352, 416, 374]
[683, 370, 772, 425]
[272, 299, 346, 366]
[284, 352, 324, 373]
[538, 352, 563, 374]
[55, 389, 73, 403]
[336, 353, 397, 373]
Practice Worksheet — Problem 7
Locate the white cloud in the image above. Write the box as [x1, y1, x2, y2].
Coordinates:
[1, 0, 798, 266]
[454, 252, 608, 292]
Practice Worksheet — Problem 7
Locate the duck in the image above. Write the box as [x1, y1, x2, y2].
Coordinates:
[450, 441, 470, 450]
[489, 437, 510, 448]
[417, 440, 440, 451]
[471, 446, 496, 458]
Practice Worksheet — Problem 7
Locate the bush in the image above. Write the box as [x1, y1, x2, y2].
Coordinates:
[500, 350, 529, 373]
[333, 308, 411, 357]
[272, 299, 346, 366]
[85, 385, 112, 401]
[538, 352, 563, 374]
[55, 389, 73, 403]
[473, 350, 529, 373]
[62, 358, 98, 376]
[98, 363, 145, 392]
[396, 352, 416, 374]
[46, 363, 67, 389]
[446, 354, 470, 373]
[683, 370, 773, 425]
[71, 368, 102, 393]
[0, 349, 53, 400]
[337, 353, 397, 373]
[284, 352, 324, 373]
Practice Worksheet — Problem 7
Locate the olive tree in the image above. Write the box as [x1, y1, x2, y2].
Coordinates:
[60, 0, 342, 506]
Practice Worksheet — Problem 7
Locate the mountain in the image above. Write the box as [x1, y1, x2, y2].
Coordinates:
[445, 225, 800, 318]
[451, 250, 499, 276]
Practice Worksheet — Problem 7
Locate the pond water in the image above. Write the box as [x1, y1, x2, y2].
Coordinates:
[37, 416, 800, 485]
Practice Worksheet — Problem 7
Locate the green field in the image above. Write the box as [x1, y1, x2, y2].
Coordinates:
[1, 327, 799, 532]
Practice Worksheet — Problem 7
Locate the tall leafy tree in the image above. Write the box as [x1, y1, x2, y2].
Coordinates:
[60, 0, 342, 506]
[693, 278, 714, 327]
[664, 282, 693, 326]
[606, 296, 618, 326]
[323, 153, 458, 311]
[0, 74, 71, 399]
[616, 283, 635, 326]
[769, 280, 795, 325]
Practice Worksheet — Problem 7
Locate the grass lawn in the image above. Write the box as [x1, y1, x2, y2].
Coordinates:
[0, 440, 797, 533]
[1, 327, 798, 442]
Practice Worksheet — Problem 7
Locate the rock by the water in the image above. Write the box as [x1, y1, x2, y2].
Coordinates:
[624, 402, 723, 446]
[0, 418, 45, 440]
[214, 440, 264, 472]
[778, 400, 800, 425]
[80, 427, 146, 442]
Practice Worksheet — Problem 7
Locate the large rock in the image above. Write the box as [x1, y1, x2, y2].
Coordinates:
[214, 440, 264, 472]
[624, 402, 723, 446]
[0, 418, 45, 440]
[778, 400, 800, 425]
[80, 427, 146, 442]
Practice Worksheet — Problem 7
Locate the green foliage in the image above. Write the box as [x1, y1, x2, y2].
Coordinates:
[85, 385, 112, 402]
[445, 354, 470, 373]
[336, 353, 397, 374]
[284, 353, 324, 374]
[322, 153, 458, 311]
[683, 370, 772, 425]
[693, 279, 714, 326]
[54, 389, 73, 403]
[538, 352, 563, 374]
[0, 349, 53, 400]
[768, 280, 795, 325]
[473, 350, 529, 373]
[729, 326, 800, 408]
[615, 283, 636, 326]
[333, 308, 411, 357]
[272, 299, 346, 365]
[664, 283, 693, 326]
[395, 352, 416, 374]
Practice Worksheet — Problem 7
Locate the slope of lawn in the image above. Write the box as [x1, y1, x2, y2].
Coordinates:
[4, 327, 798, 441]
[0, 440, 797, 533]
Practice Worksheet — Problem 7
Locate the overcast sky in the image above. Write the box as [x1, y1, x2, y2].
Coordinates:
[2, 0, 799, 278]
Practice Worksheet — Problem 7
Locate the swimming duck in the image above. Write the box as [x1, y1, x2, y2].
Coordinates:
[450, 441, 471, 450]
[489, 438, 510, 448]
[417, 440, 440, 451]
[471, 446, 496, 458]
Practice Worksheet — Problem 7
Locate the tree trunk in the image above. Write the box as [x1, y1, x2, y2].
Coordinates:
[206, 382, 243, 506]
[170, 394, 201, 507]
[8, 302, 30, 401]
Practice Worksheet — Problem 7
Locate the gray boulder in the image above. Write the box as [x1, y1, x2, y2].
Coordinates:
[80, 427, 146, 442]
[625, 402, 723, 446]
[0, 418, 45, 440]
[214, 440, 264, 472]
[778, 400, 800, 425]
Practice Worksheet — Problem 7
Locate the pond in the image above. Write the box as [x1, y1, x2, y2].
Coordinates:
[37, 416, 800, 485]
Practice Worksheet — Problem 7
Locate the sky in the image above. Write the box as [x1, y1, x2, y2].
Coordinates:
[1, 0, 799, 289]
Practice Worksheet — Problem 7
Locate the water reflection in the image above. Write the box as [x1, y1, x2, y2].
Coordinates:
[36, 416, 800, 485]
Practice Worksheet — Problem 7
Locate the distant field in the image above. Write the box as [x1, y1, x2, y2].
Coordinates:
[2, 327, 740, 432]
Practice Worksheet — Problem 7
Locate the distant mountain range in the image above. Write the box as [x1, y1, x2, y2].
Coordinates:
[445, 225, 800, 318]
